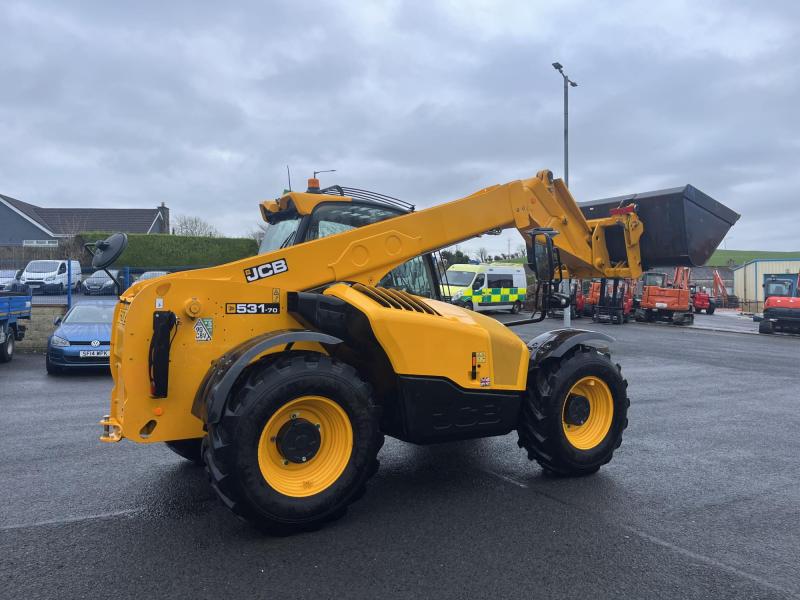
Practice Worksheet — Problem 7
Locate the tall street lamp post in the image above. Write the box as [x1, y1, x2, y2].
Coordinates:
[552, 62, 577, 187]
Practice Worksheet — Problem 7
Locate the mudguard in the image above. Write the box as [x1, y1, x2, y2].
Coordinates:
[192, 329, 343, 424]
[527, 328, 615, 366]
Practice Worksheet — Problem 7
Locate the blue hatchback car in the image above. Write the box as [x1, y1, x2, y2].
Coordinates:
[46, 300, 116, 374]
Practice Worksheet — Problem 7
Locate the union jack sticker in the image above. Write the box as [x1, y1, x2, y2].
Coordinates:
[480, 376, 491, 387]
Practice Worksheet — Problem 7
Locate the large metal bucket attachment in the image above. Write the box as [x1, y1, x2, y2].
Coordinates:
[579, 185, 740, 269]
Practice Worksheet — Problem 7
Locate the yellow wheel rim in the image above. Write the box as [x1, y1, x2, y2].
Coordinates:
[257, 396, 353, 498]
[561, 376, 614, 450]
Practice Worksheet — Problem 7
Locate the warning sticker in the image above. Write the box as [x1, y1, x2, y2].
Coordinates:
[194, 318, 213, 342]
[476, 352, 487, 364]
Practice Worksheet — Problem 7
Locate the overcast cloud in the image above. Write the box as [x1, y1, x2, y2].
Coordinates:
[1, 0, 798, 255]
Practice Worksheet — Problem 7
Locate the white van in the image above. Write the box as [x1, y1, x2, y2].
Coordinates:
[20, 259, 82, 294]
[444, 263, 527, 313]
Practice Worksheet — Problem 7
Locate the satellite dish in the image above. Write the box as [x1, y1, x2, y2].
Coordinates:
[91, 233, 128, 269]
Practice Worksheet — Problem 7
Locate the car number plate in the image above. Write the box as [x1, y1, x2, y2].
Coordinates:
[79, 350, 110, 358]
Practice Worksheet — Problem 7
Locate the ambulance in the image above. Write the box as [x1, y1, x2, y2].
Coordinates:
[444, 263, 527, 313]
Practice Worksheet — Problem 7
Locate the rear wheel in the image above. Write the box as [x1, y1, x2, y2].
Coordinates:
[204, 354, 383, 534]
[706, 304, 715, 315]
[510, 301, 522, 314]
[0, 328, 14, 363]
[634, 309, 646, 322]
[165, 439, 204, 464]
[517, 347, 629, 476]
[759, 320, 774, 334]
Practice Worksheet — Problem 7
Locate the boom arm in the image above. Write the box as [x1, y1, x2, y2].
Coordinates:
[179, 170, 644, 291]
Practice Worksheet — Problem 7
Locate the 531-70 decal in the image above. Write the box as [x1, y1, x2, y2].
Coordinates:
[244, 258, 288, 283]
[226, 303, 280, 315]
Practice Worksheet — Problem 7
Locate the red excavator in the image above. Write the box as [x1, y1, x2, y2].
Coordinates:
[755, 273, 800, 334]
[634, 267, 694, 325]
[690, 284, 715, 314]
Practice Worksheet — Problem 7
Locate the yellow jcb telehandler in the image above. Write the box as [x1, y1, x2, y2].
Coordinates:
[95, 171, 737, 533]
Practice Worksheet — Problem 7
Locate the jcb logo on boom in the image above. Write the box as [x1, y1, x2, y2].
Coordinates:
[244, 258, 288, 283]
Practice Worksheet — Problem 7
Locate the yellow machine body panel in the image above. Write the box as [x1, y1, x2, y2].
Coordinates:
[109, 278, 324, 443]
[324, 283, 529, 391]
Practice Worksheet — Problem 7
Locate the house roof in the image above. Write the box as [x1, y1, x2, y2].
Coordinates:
[0, 194, 164, 235]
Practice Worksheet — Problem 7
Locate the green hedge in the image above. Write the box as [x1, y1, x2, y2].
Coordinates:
[77, 232, 258, 268]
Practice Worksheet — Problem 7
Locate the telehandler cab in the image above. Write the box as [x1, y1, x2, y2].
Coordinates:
[99, 171, 736, 533]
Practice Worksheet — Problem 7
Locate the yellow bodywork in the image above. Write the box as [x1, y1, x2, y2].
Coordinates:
[103, 171, 644, 444]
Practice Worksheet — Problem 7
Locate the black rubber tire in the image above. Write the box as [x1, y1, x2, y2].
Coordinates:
[165, 439, 204, 465]
[517, 346, 629, 476]
[45, 354, 61, 374]
[0, 327, 14, 363]
[694, 306, 702, 314]
[510, 301, 522, 314]
[706, 304, 715, 315]
[204, 354, 383, 534]
[634, 309, 646, 322]
[759, 320, 774, 334]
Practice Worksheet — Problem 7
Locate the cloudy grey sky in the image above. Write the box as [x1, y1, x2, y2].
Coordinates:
[1, 0, 798, 256]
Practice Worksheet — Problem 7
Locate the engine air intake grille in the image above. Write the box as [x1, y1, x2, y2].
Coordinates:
[352, 283, 440, 315]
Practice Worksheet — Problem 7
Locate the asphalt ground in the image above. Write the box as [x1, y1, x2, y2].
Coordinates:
[1, 318, 799, 599]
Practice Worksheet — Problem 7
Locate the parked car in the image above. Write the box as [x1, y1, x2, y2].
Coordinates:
[20, 259, 82, 294]
[46, 300, 116, 374]
[0, 269, 25, 292]
[82, 269, 121, 295]
[136, 270, 169, 282]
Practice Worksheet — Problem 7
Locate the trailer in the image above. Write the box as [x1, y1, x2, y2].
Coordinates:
[0, 290, 32, 363]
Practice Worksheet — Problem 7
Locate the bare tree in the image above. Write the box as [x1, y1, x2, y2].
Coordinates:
[55, 214, 89, 260]
[173, 215, 220, 237]
[477, 247, 489, 262]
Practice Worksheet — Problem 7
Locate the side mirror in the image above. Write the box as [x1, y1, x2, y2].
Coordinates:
[527, 231, 557, 282]
[472, 279, 483, 291]
[53, 316, 62, 326]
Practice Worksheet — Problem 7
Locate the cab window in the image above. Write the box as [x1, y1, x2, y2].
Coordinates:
[487, 274, 513, 288]
[378, 255, 436, 298]
[306, 204, 400, 241]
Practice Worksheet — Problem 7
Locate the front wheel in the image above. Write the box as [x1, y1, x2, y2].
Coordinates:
[204, 354, 383, 534]
[706, 304, 715, 315]
[759, 320, 774, 334]
[517, 347, 629, 476]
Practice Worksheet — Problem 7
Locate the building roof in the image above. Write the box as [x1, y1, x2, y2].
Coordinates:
[732, 257, 800, 271]
[0, 194, 164, 236]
